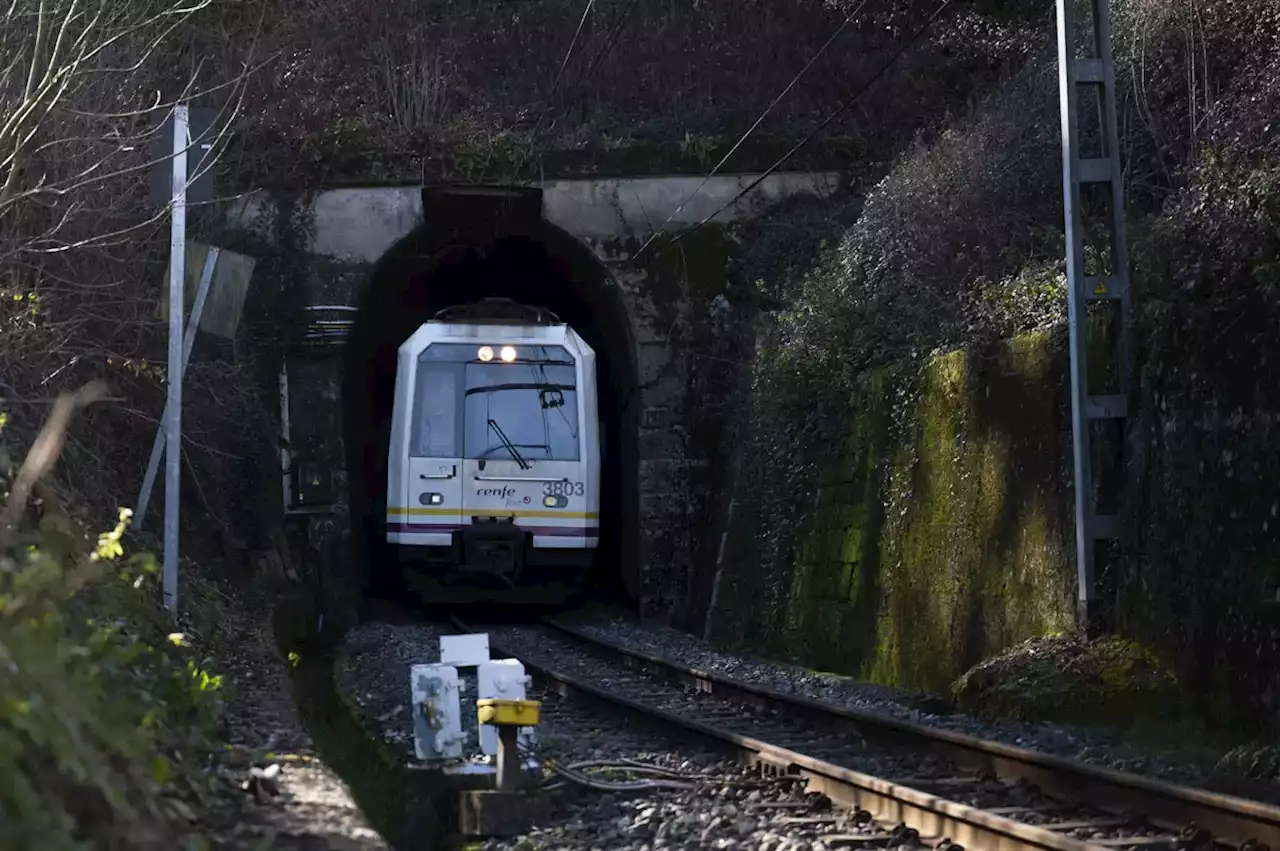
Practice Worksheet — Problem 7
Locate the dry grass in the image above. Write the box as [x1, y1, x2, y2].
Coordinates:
[217, 0, 1041, 186]
[381, 49, 452, 135]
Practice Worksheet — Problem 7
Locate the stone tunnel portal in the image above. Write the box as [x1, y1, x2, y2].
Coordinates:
[342, 189, 639, 605]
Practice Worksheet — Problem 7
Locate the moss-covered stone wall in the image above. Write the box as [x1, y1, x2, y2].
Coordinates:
[697, 0, 1280, 734]
[710, 330, 1077, 693]
[712, 298, 1280, 733]
[1118, 289, 1280, 731]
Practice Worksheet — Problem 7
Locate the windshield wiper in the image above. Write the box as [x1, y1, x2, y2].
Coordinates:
[487, 418, 530, 469]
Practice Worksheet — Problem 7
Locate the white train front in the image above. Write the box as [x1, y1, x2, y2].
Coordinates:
[385, 300, 600, 598]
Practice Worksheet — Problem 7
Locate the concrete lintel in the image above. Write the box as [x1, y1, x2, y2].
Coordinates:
[309, 187, 425, 263]
[541, 172, 842, 241]
[229, 173, 838, 261]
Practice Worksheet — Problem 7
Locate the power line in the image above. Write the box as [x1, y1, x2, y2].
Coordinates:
[577, 0, 642, 86]
[514, 0, 643, 183]
[545, 0, 597, 115]
[509, 0, 597, 181]
[636, 0, 956, 259]
[632, 1, 867, 260]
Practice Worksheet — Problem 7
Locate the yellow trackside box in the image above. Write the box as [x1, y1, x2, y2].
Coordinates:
[476, 698, 541, 727]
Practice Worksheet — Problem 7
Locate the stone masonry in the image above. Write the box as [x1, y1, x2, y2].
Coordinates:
[224, 173, 839, 625]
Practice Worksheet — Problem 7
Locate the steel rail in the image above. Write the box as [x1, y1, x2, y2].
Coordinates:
[452, 615, 1107, 851]
[540, 616, 1280, 851]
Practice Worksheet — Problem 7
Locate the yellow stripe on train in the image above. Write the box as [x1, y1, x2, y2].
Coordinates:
[387, 507, 599, 520]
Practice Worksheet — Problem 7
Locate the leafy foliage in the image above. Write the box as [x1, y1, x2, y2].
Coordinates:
[0, 441, 226, 851]
[746, 54, 1065, 385]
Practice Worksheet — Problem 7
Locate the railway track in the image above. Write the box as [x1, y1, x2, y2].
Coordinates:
[451, 614, 1280, 851]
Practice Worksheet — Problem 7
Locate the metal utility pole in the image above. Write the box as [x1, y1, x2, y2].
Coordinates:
[135, 246, 219, 529]
[141, 104, 217, 615]
[1056, 0, 1132, 632]
[163, 104, 189, 615]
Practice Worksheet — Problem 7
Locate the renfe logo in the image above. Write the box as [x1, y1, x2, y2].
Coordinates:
[476, 486, 516, 499]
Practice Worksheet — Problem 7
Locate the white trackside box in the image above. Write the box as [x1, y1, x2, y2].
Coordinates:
[411, 663, 464, 761]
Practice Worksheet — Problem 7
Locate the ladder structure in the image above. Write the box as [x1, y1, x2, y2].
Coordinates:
[1056, 0, 1132, 632]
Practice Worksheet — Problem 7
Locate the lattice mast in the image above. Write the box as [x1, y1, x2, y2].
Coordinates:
[1056, 0, 1133, 631]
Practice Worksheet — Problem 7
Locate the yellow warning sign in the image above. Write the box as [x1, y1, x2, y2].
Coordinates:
[1093, 280, 1109, 296]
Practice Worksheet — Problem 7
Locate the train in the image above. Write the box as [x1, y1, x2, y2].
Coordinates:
[384, 298, 601, 604]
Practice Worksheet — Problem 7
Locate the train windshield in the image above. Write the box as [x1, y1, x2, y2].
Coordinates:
[409, 342, 580, 462]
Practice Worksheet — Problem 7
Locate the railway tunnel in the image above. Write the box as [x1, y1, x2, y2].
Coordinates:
[341, 186, 640, 605]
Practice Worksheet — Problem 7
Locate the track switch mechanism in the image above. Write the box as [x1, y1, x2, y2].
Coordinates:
[461, 697, 548, 837]
[477, 698, 540, 791]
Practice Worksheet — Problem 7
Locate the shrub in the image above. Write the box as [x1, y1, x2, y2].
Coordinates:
[0, 409, 226, 851]
[949, 634, 1180, 727]
[719, 0, 1280, 725]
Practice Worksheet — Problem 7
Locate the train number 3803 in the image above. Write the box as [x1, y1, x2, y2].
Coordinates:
[543, 480, 585, 496]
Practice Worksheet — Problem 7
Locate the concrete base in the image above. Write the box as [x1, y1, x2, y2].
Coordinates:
[459, 789, 551, 838]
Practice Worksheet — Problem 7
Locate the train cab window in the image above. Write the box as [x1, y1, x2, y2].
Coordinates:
[410, 355, 464, 458]
[411, 343, 580, 462]
[463, 347, 579, 463]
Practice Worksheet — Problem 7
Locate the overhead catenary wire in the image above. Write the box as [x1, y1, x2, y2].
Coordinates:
[632, 1, 868, 260]
[541, 0, 597, 122]
[635, 0, 957, 261]
[510, 0, 644, 184]
[505, 0, 597, 181]
[574, 0, 642, 86]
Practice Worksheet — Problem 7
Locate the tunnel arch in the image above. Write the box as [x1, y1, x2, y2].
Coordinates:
[341, 186, 640, 605]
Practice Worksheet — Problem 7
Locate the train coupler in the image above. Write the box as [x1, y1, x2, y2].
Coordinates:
[460, 698, 547, 838]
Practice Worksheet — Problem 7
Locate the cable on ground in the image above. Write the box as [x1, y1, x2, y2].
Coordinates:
[516, 741, 747, 793]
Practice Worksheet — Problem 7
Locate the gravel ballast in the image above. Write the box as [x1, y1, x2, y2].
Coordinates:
[334, 620, 924, 850]
[476, 622, 1177, 844]
[556, 610, 1280, 798]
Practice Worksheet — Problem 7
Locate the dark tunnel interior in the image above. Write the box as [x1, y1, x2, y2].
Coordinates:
[341, 189, 639, 606]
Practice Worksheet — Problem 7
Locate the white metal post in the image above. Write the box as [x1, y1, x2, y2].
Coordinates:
[136, 245, 218, 529]
[163, 104, 189, 615]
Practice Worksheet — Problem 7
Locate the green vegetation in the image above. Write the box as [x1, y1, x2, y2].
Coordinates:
[949, 634, 1180, 727]
[713, 0, 1280, 733]
[1, 429, 227, 850]
[0, 2, 256, 845]
[722, 331, 1076, 694]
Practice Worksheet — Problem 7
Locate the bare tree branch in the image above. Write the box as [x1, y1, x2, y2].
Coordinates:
[0, 0, 271, 523]
[0, 378, 108, 551]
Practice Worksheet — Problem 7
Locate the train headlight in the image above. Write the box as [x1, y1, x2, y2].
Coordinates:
[419, 492, 444, 506]
[477, 345, 494, 362]
[542, 494, 568, 508]
[499, 345, 517, 363]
